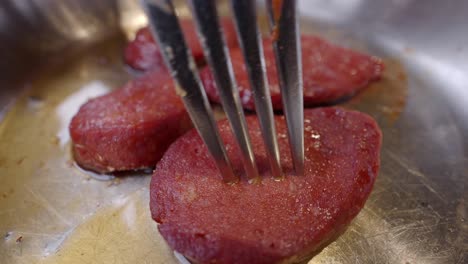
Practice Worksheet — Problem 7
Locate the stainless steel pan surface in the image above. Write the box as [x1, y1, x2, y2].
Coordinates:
[0, 0, 466, 263]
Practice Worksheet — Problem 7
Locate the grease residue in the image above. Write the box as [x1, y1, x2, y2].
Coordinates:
[343, 58, 408, 123]
[40, 189, 176, 264]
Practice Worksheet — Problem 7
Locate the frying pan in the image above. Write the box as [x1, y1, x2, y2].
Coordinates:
[0, 0, 466, 263]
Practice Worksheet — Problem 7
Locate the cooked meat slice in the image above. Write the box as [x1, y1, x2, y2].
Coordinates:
[70, 71, 191, 173]
[201, 35, 384, 110]
[124, 19, 238, 71]
[150, 107, 382, 264]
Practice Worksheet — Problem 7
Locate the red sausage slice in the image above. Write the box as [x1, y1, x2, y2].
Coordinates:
[69, 71, 192, 173]
[150, 107, 382, 264]
[201, 35, 385, 110]
[124, 19, 238, 71]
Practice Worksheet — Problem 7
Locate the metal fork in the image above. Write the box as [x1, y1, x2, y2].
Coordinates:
[141, 0, 303, 183]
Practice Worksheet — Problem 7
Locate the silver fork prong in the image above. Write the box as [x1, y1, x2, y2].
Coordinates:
[267, 0, 304, 176]
[230, 0, 283, 180]
[141, 0, 238, 183]
[188, 0, 260, 182]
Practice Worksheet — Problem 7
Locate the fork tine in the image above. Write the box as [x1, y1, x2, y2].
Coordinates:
[230, 0, 283, 180]
[267, 0, 305, 176]
[141, 0, 238, 183]
[188, 0, 260, 182]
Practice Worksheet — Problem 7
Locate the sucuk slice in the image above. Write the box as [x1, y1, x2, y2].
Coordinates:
[150, 107, 382, 264]
[69, 71, 192, 173]
[124, 18, 238, 72]
[201, 35, 385, 110]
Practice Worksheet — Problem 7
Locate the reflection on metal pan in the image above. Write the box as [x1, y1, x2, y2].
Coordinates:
[0, 0, 466, 263]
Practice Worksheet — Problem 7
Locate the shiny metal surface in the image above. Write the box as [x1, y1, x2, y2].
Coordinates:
[267, 0, 305, 176]
[188, 0, 259, 181]
[142, 0, 237, 183]
[0, 1, 467, 264]
[230, 0, 283, 179]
